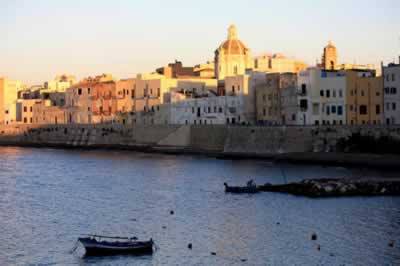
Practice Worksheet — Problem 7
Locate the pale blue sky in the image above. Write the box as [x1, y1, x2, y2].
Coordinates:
[1, 0, 399, 84]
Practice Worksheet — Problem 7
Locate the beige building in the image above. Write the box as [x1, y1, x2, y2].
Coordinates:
[214, 25, 253, 80]
[33, 100, 66, 125]
[0, 77, 24, 125]
[16, 99, 42, 124]
[43, 75, 76, 93]
[116, 78, 135, 114]
[254, 53, 307, 74]
[66, 74, 117, 124]
[256, 73, 298, 125]
[346, 70, 383, 125]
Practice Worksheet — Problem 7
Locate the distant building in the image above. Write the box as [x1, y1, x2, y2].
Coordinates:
[254, 54, 307, 74]
[65, 74, 117, 124]
[256, 73, 298, 125]
[0, 77, 24, 125]
[345, 70, 383, 125]
[214, 25, 253, 80]
[383, 58, 400, 125]
[297, 68, 347, 126]
[43, 75, 76, 93]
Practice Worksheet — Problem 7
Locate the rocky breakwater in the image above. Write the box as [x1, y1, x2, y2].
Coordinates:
[258, 178, 400, 197]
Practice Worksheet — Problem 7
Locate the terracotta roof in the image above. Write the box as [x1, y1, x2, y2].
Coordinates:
[218, 39, 249, 55]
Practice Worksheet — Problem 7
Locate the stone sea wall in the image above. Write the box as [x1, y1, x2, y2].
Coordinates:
[1, 124, 400, 167]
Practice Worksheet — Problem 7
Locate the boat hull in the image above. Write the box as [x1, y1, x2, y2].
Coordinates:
[79, 238, 153, 256]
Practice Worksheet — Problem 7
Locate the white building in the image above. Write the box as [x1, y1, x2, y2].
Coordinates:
[297, 67, 346, 126]
[383, 60, 400, 125]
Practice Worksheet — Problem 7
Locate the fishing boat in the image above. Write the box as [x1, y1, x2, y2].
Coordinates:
[224, 182, 259, 194]
[77, 235, 154, 256]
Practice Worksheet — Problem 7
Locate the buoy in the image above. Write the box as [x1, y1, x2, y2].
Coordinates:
[170, 210, 174, 215]
[188, 243, 192, 249]
[311, 233, 317, 241]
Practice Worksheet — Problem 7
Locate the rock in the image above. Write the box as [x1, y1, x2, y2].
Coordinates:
[188, 243, 192, 249]
[241, 259, 247, 262]
[324, 185, 334, 193]
[211, 252, 217, 255]
[170, 210, 174, 215]
[311, 233, 317, 241]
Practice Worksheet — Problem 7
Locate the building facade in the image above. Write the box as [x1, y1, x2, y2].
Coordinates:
[346, 70, 383, 125]
[383, 61, 400, 125]
[0, 77, 24, 125]
[256, 73, 298, 125]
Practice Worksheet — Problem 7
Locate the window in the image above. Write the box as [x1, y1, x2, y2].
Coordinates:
[392, 73, 395, 81]
[338, 106, 343, 115]
[263, 108, 266, 116]
[386, 103, 390, 111]
[192, 107, 195, 114]
[24, 106, 27, 112]
[24, 117, 27, 123]
[320, 90, 324, 97]
[331, 106, 336, 114]
[339, 90, 343, 98]
[238, 85, 241, 92]
[234, 66, 238, 75]
[292, 114, 296, 121]
[393, 103, 397, 110]
[78, 88, 82, 95]
[360, 105, 367, 115]
[88, 88, 91, 94]
[208, 107, 211, 113]
[214, 106, 217, 113]
[361, 90, 365, 97]
[300, 99, 308, 110]
[391, 87, 397, 94]
[301, 84, 307, 94]
[385, 87, 390, 94]
[326, 107, 330, 115]
[333, 90, 336, 98]
[350, 105, 354, 111]
[132, 89, 135, 99]
[30, 107, 32, 112]
[350, 90, 354, 96]
[326, 90, 330, 98]
[376, 105, 381, 115]
[232, 85, 235, 93]
[157, 88, 160, 97]
[30, 118, 32, 123]
[219, 107, 223, 113]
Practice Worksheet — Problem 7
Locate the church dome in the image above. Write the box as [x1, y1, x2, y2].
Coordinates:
[217, 25, 249, 55]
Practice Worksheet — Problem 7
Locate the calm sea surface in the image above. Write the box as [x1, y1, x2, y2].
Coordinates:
[0, 147, 399, 266]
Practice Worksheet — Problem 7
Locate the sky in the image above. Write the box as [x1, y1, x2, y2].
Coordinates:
[1, 0, 399, 85]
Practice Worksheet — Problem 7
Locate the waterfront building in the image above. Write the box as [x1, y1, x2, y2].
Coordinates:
[214, 25, 253, 80]
[254, 53, 307, 74]
[383, 59, 400, 125]
[116, 78, 135, 114]
[256, 73, 298, 125]
[297, 67, 346, 126]
[345, 70, 383, 125]
[16, 99, 42, 124]
[66, 74, 117, 124]
[32, 101, 66, 124]
[0, 77, 24, 125]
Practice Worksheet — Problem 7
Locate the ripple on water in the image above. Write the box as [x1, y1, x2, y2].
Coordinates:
[0, 147, 399, 265]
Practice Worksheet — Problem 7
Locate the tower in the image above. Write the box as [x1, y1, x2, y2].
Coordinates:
[321, 41, 338, 70]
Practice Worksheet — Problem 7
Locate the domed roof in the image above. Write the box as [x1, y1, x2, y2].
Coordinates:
[216, 25, 249, 55]
[325, 40, 336, 49]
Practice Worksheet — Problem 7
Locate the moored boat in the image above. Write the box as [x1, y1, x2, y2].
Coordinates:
[224, 182, 259, 194]
[78, 235, 154, 256]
